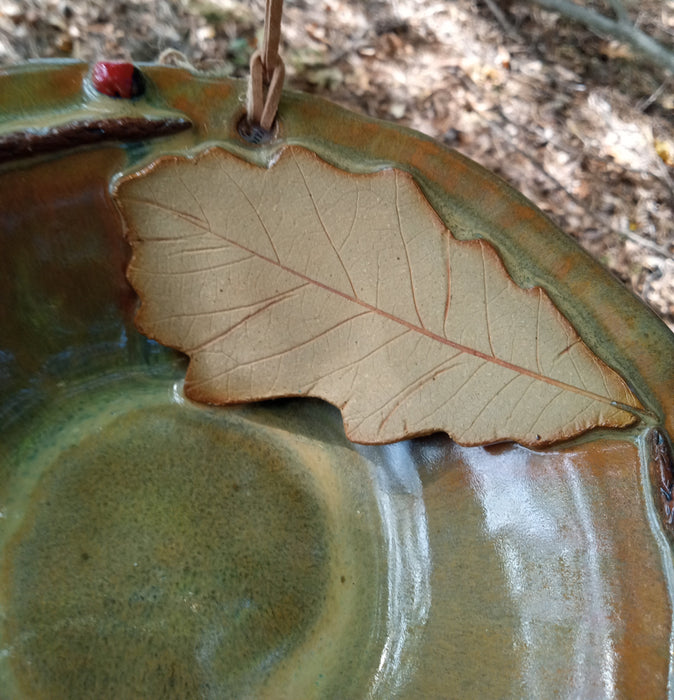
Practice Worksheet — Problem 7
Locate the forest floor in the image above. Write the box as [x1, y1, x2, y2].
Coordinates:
[2, 0, 673, 329]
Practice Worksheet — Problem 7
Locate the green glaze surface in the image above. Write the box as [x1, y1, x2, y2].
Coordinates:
[1, 379, 386, 699]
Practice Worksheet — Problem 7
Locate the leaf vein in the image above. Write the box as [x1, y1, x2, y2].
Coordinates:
[481, 240, 497, 358]
[219, 165, 282, 264]
[191, 310, 372, 390]
[394, 171, 425, 330]
[303, 328, 411, 394]
[190, 283, 310, 353]
[363, 354, 464, 435]
[292, 152, 359, 298]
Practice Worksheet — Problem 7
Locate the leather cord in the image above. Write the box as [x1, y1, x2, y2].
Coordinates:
[247, 0, 285, 131]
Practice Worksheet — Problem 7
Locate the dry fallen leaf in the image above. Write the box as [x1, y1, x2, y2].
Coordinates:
[115, 146, 642, 446]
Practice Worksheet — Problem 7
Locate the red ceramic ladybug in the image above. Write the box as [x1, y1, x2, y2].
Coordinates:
[91, 62, 145, 99]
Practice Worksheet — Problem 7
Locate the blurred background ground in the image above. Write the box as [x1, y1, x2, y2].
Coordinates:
[1, 0, 673, 329]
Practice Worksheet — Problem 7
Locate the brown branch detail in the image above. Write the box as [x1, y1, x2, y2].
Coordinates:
[0, 117, 192, 164]
[648, 428, 674, 537]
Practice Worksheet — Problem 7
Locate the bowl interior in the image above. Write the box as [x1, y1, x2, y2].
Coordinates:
[1, 72, 673, 698]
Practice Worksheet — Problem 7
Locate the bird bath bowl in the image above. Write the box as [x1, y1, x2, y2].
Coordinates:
[1, 61, 674, 698]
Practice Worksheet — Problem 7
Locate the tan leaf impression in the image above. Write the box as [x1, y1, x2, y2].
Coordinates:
[115, 146, 642, 446]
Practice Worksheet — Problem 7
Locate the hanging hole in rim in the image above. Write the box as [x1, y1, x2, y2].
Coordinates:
[238, 114, 277, 145]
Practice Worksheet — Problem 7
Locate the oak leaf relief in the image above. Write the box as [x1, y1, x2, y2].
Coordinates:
[115, 146, 641, 446]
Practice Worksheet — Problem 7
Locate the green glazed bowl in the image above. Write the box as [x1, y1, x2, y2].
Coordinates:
[1, 60, 674, 698]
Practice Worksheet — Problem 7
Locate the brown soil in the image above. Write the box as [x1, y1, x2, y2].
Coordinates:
[2, 0, 673, 329]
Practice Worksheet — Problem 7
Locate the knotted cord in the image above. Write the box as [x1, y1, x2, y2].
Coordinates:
[246, 0, 285, 131]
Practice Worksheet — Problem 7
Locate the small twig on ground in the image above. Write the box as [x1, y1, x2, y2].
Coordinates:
[606, 0, 628, 23]
[528, 0, 674, 73]
[618, 228, 673, 258]
[482, 0, 523, 40]
[636, 81, 668, 111]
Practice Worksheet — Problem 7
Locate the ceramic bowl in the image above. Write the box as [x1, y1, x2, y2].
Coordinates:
[1, 61, 674, 698]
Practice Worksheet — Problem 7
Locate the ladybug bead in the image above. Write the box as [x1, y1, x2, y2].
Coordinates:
[91, 62, 145, 99]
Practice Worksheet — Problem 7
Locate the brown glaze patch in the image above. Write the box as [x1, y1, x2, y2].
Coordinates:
[415, 438, 671, 698]
[0, 117, 191, 163]
[565, 439, 671, 698]
[0, 147, 130, 386]
[143, 66, 236, 139]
